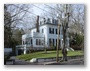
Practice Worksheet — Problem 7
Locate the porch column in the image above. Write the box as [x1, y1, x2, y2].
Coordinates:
[24, 45, 26, 54]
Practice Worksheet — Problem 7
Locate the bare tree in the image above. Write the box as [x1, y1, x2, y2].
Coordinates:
[5, 4, 34, 29]
[70, 4, 84, 34]
[42, 4, 84, 61]
[43, 4, 84, 34]
[4, 4, 34, 48]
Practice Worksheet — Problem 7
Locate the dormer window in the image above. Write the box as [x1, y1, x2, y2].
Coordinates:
[47, 18, 50, 23]
[43, 18, 46, 23]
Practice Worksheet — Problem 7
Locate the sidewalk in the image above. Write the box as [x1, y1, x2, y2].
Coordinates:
[38, 58, 84, 65]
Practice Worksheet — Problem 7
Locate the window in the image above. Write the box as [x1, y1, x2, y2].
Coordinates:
[44, 18, 46, 23]
[31, 39, 32, 44]
[39, 39, 40, 45]
[40, 39, 42, 45]
[49, 28, 51, 33]
[47, 18, 50, 23]
[49, 28, 54, 34]
[42, 29, 44, 33]
[49, 39, 51, 46]
[49, 39, 55, 46]
[53, 39, 54, 46]
[36, 39, 43, 45]
[52, 28, 54, 34]
[56, 29, 57, 34]
[36, 39, 38, 45]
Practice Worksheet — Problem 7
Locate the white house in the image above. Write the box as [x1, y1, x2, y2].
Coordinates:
[16, 17, 69, 55]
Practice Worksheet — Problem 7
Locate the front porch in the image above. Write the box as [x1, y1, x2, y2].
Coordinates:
[16, 45, 32, 55]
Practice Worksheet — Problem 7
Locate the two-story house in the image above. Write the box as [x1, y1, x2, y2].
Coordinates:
[16, 16, 69, 55]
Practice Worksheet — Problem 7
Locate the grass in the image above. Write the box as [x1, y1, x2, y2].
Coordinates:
[16, 50, 84, 61]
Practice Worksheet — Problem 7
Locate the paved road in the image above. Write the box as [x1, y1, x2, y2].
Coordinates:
[5, 56, 84, 65]
[6, 56, 37, 65]
[45, 58, 84, 65]
[65, 58, 84, 65]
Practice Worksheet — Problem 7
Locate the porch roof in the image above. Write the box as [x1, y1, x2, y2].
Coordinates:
[22, 33, 32, 39]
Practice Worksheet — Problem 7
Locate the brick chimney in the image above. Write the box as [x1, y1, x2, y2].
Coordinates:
[36, 15, 39, 32]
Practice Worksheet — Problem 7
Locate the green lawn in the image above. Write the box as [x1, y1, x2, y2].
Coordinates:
[16, 50, 84, 61]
